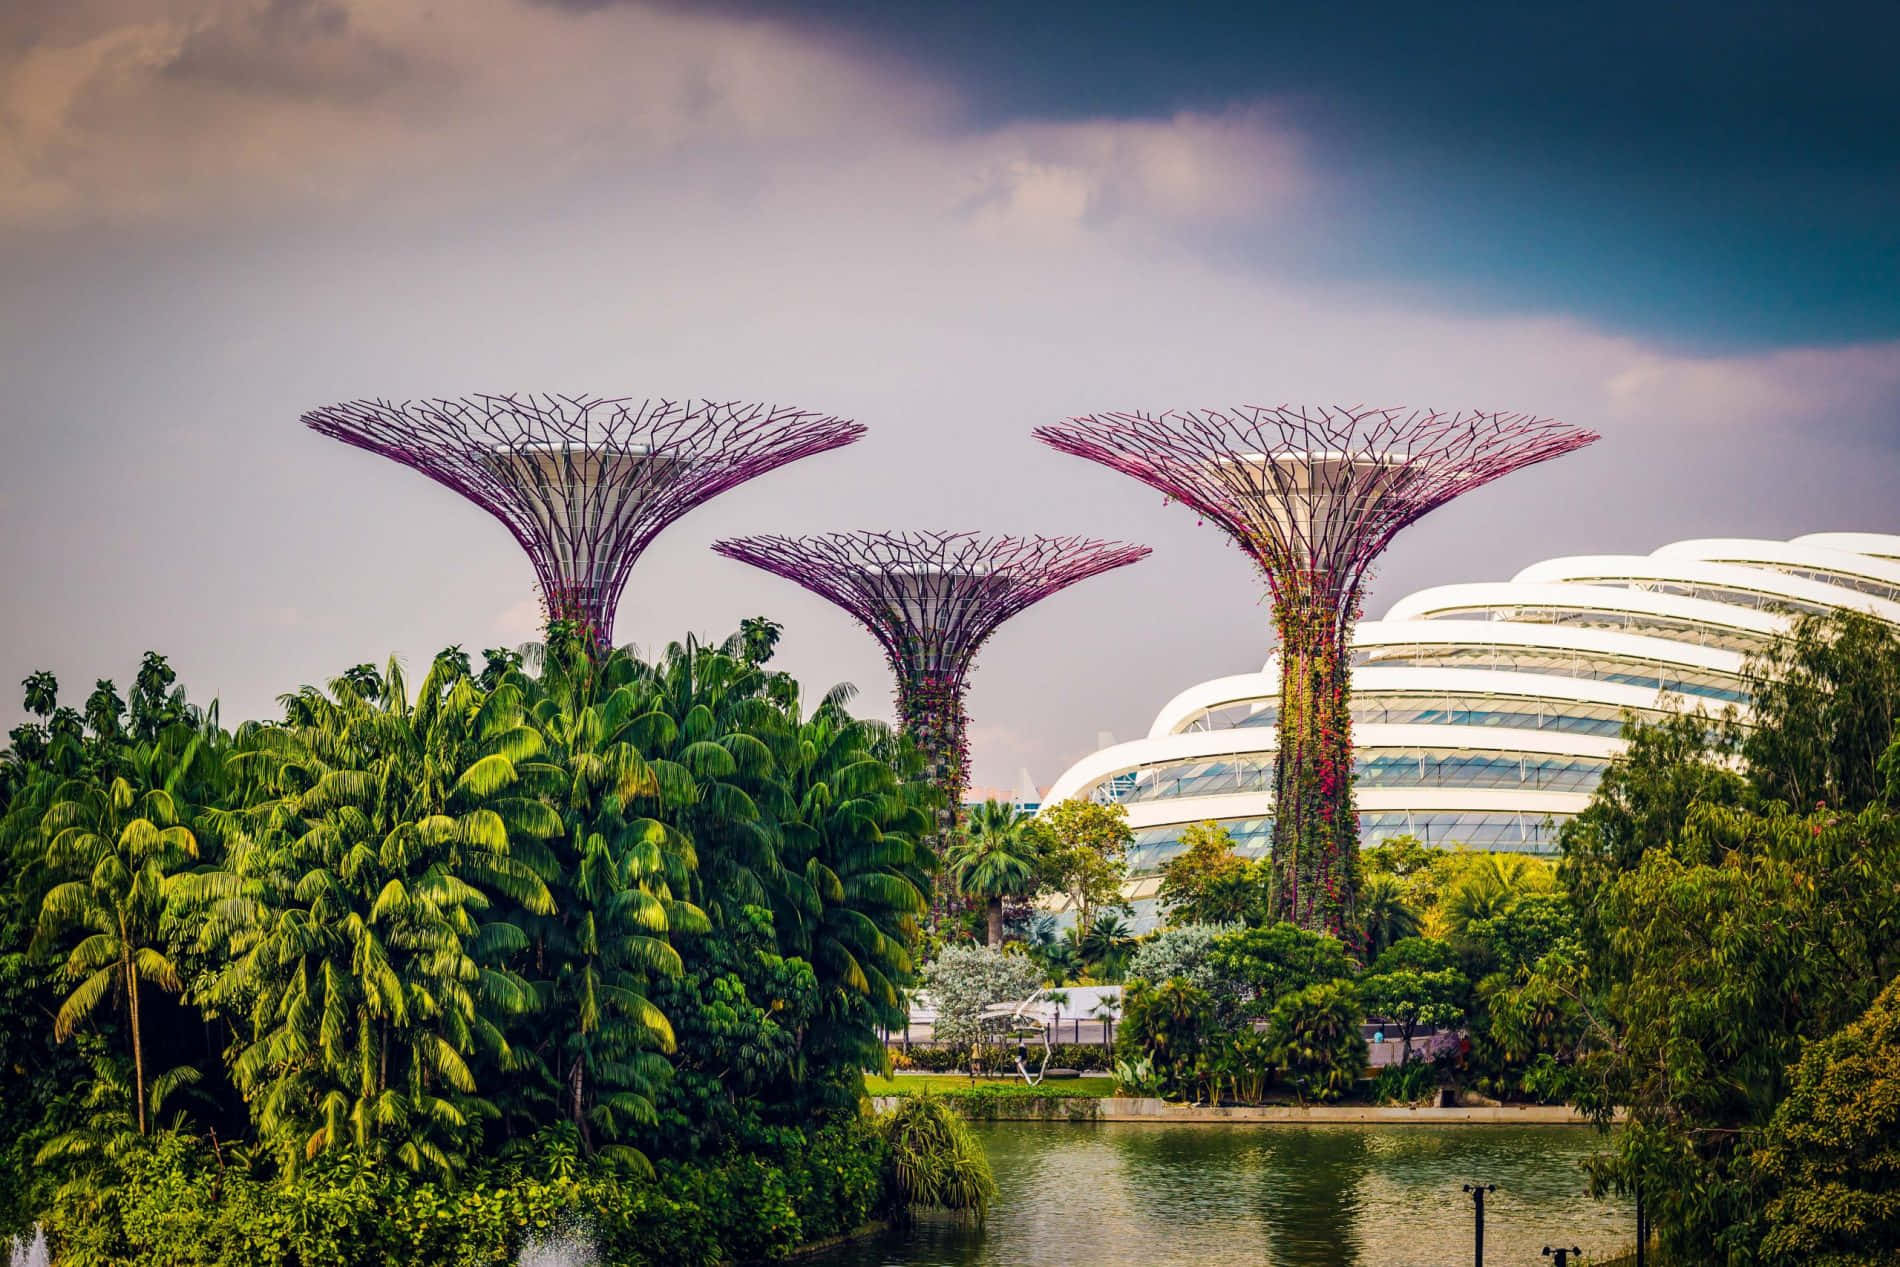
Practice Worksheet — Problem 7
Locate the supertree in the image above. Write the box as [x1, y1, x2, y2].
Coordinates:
[303, 394, 863, 642]
[710, 531, 1150, 848]
[1034, 406, 1597, 937]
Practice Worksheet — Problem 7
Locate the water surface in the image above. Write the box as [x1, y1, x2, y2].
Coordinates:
[814, 1121, 1631, 1267]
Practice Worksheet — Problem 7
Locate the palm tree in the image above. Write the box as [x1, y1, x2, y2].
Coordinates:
[774, 686, 930, 1080]
[1359, 873, 1423, 959]
[198, 654, 552, 1175]
[946, 800, 1044, 947]
[35, 746, 200, 1135]
[1444, 853, 1553, 939]
[511, 633, 703, 1162]
[1079, 911, 1134, 981]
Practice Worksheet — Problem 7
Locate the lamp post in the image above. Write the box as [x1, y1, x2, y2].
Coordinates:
[1542, 1247, 1582, 1267]
[1462, 1183, 1495, 1266]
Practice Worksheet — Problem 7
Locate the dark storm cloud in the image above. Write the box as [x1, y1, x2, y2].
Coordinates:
[640, 0, 1900, 348]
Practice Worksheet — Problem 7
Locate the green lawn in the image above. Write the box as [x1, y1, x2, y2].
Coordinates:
[865, 1074, 1117, 1097]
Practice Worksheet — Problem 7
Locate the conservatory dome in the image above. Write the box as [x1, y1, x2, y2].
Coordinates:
[1042, 533, 1900, 926]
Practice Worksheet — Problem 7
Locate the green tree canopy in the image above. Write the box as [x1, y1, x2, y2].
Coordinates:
[947, 800, 1046, 947]
[1756, 972, 1900, 1266]
[1034, 799, 1131, 939]
[1208, 921, 1352, 1021]
[1155, 822, 1266, 928]
[1742, 609, 1900, 814]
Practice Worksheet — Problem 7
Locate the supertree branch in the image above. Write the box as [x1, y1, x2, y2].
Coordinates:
[711, 530, 1149, 834]
[1035, 405, 1597, 938]
[1035, 406, 1597, 632]
[303, 394, 864, 642]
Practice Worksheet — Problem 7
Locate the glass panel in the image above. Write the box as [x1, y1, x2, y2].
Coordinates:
[1123, 748, 1611, 802]
[1353, 644, 1749, 703]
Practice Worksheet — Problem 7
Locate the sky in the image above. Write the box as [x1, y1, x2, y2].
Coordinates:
[2, 0, 1897, 791]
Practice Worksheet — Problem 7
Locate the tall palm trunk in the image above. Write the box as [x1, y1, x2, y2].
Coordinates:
[123, 935, 146, 1135]
[569, 1055, 590, 1151]
[986, 897, 1004, 948]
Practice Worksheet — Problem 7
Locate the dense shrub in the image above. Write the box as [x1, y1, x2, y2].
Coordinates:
[1372, 1059, 1439, 1106]
[1268, 980, 1367, 1103]
[880, 1098, 995, 1220]
[38, 1117, 888, 1267]
[1115, 978, 1216, 1097]
[889, 1041, 1113, 1074]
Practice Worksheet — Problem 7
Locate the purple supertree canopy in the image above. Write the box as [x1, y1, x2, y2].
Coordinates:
[303, 394, 863, 640]
[710, 531, 1151, 695]
[1034, 405, 1598, 630]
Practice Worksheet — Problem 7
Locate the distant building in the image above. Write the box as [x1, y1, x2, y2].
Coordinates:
[1043, 533, 1900, 927]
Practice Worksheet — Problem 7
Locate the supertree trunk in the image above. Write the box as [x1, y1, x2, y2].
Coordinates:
[1267, 577, 1360, 937]
[898, 672, 971, 927]
[897, 671, 970, 857]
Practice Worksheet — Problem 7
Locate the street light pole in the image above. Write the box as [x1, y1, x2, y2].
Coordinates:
[1463, 1183, 1496, 1267]
[1543, 1246, 1583, 1267]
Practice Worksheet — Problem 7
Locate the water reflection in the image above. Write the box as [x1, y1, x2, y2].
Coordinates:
[810, 1122, 1629, 1267]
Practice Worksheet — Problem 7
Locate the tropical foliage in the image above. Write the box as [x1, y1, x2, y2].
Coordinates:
[1554, 610, 1900, 1264]
[1155, 821, 1267, 926]
[946, 800, 1045, 948]
[0, 628, 936, 1264]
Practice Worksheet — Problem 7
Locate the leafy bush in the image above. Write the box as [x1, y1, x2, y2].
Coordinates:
[1115, 978, 1216, 1097]
[1372, 1059, 1439, 1106]
[879, 1098, 995, 1220]
[1113, 1054, 1162, 1097]
[888, 1041, 1114, 1074]
[1199, 1028, 1276, 1105]
[1209, 922, 1352, 1020]
[1268, 980, 1367, 1103]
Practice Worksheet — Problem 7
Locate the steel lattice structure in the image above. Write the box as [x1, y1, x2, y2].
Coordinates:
[1034, 405, 1597, 936]
[303, 394, 863, 641]
[711, 530, 1150, 841]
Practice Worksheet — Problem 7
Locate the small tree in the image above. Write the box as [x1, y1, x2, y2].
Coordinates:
[35, 761, 199, 1135]
[920, 944, 1042, 1059]
[1035, 799, 1132, 939]
[947, 801, 1046, 947]
[1209, 922, 1352, 1021]
[1358, 968, 1466, 1065]
[1156, 822, 1266, 927]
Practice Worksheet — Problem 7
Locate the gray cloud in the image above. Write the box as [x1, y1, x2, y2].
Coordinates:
[161, 0, 407, 101]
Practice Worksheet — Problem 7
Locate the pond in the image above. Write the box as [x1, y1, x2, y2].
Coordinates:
[811, 1121, 1633, 1267]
